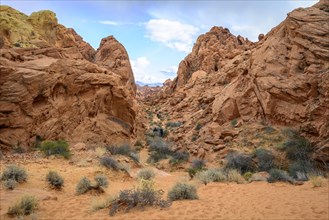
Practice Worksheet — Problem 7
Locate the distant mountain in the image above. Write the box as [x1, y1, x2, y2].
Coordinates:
[136, 81, 163, 87]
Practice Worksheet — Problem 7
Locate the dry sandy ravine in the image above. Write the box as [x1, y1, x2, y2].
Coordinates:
[0, 149, 328, 220]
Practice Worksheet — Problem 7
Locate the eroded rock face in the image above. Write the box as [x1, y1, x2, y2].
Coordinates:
[0, 7, 137, 149]
[148, 1, 329, 163]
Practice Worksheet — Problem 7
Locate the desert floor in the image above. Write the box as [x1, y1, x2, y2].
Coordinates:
[0, 150, 328, 220]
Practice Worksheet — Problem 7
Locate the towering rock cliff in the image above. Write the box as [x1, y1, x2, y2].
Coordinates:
[0, 6, 137, 149]
[147, 0, 329, 164]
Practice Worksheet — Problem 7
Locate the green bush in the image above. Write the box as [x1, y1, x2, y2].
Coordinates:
[1, 165, 27, 183]
[168, 183, 198, 201]
[39, 140, 71, 159]
[288, 160, 314, 180]
[254, 148, 275, 171]
[225, 152, 254, 173]
[3, 179, 17, 190]
[243, 172, 253, 181]
[46, 171, 64, 189]
[231, 119, 237, 127]
[7, 195, 38, 216]
[137, 168, 155, 180]
[109, 179, 170, 216]
[76, 177, 92, 195]
[100, 157, 121, 171]
[268, 169, 293, 183]
[282, 137, 313, 161]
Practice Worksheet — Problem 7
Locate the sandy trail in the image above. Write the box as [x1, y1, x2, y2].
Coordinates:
[0, 157, 328, 220]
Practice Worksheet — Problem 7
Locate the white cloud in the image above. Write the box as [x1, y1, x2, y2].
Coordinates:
[160, 66, 178, 75]
[99, 20, 120, 25]
[145, 19, 199, 53]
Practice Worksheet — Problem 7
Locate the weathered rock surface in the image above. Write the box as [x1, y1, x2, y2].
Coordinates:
[144, 0, 329, 164]
[0, 6, 137, 149]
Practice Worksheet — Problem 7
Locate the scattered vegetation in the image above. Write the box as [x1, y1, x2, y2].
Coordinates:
[288, 160, 314, 180]
[100, 156, 121, 171]
[268, 169, 293, 183]
[7, 195, 38, 217]
[225, 152, 254, 173]
[168, 183, 198, 201]
[39, 140, 71, 159]
[106, 144, 139, 163]
[231, 118, 237, 127]
[46, 171, 64, 189]
[188, 159, 206, 179]
[169, 151, 189, 165]
[254, 148, 275, 171]
[109, 179, 171, 216]
[195, 123, 202, 131]
[166, 121, 182, 128]
[227, 169, 246, 184]
[76, 175, 109, 195]
[137, 168, 155, 180]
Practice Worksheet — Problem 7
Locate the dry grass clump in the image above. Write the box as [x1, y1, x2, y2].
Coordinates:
[196, 169, 227, 185]
[227, 169, 246, 184]
[7, 195, 38, 217]
[91, 196, 116, 211]
[309, 175, 326, 188]
[137, 168, 155, 180]
[95, 147, 106, 157]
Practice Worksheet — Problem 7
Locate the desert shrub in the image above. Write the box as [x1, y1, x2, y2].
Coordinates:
[268, 169, 293, 183]
[231, 119, 237, 127]
[94, 174, 109, 188]
[282, 137, 313, 161]
[147, 137, 173, 163]
[254, 148, 275, 171]
[196, 169, 226, 185]
[1, 165, 27, 183]
[263, 126, 276, 134]
[243, 172, 253, 181]
[288, 160, 314, 180]
[309, 175, 325, 188]
[3, 179, 17, 190]
[227, 169, 246, 184]
[225, 152, 254, 173]
[166, 121, 182, 128]
[46, 171, 64, 189]
[109, 179, 170, 216]
[76, 177, 92, 195]
[134, 140, 143, 147]
[169, 151, 189, 165]
[281, 128, 299, 139]
[137, 168, 155, 180]
[100, 156, 121, 171]
[191, 159, 206, 170]
[195, 123, 202, 131]
[168, 183, 198, 201]
[7, 195, 38, 216]
[39, 140, 71, 159]
[187, 159, 206, 179]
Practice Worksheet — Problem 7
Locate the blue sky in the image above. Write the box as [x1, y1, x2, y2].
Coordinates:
[2, 0, 317, 83]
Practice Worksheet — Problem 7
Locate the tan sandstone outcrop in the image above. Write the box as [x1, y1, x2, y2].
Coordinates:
[0, 6, 137, 149]
[145, 0, 329, 164]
